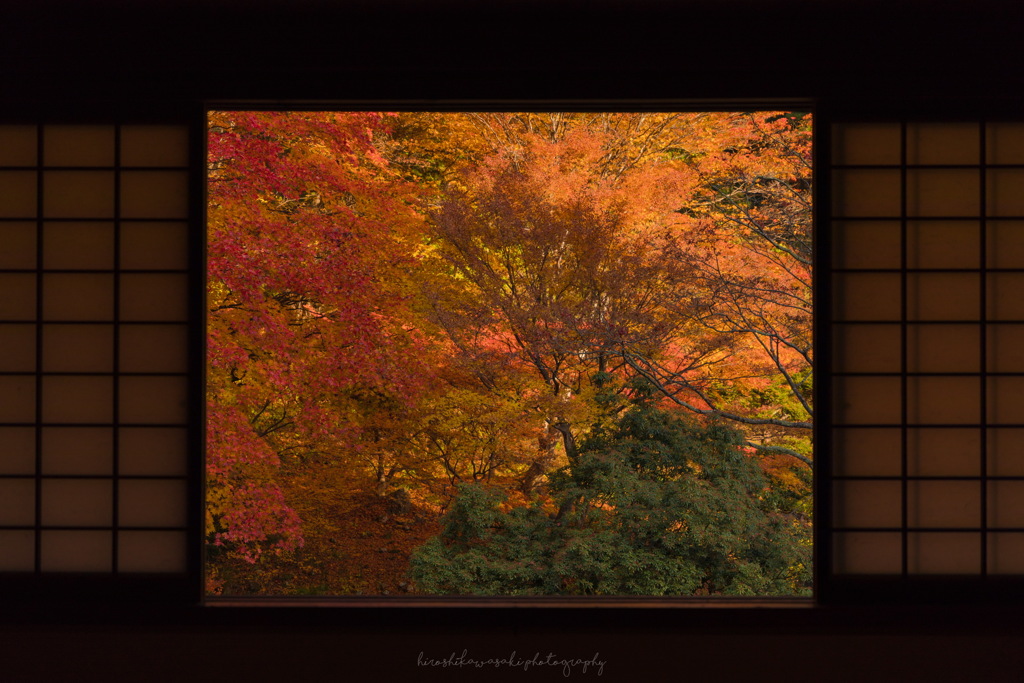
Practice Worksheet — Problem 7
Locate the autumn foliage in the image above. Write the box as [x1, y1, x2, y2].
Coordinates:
[206, 111, 813, 595]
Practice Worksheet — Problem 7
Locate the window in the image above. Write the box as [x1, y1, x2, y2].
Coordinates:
[203, 109, 815, 599]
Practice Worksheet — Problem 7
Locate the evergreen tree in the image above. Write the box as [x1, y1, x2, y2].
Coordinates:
[409, 382, 811, 596]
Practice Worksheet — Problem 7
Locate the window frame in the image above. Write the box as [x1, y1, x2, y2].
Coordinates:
[199, 101, 820, 607]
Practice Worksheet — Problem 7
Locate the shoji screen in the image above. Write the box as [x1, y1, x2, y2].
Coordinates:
[831, 121, 1024, 577]
[0, 125, 191, 574]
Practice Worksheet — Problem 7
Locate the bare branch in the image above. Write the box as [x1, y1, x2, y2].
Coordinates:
[745, 441, 813, 468]
[619, 353, 813, 430]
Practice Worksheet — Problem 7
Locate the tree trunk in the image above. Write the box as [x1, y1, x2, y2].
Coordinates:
[518, 419, 579, 494]
[518, 420, 561, 495]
